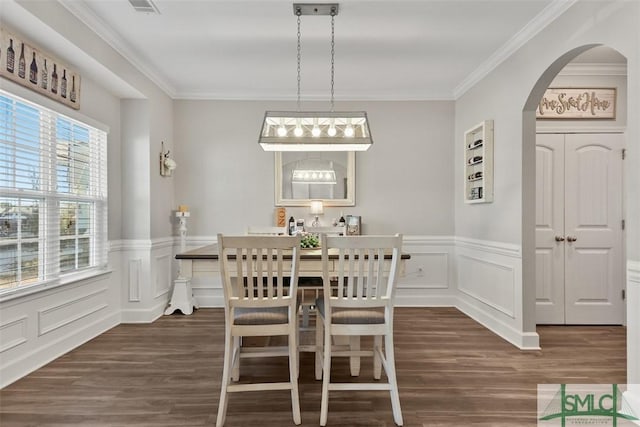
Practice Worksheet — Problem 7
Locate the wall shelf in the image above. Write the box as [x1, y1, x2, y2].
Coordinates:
[464, 120, 493, 204]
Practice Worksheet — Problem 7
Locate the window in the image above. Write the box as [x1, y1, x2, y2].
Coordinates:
[0, 90, 107, 294]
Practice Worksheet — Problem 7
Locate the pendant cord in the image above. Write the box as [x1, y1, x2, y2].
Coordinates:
[296, 12, 302, 112]
[330, 10, 335, 112]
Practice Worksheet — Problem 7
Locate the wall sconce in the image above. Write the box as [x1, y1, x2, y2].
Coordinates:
[310, 200, 324, 227]
[160, 141, 177, 177]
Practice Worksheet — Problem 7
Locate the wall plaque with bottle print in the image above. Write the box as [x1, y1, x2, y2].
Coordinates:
[0, 26, 81, 110]
[464, 120, 493, 204]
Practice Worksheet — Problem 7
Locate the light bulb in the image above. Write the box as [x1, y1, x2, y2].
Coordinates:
[311, 172, 318, 179]
[327, 126, 337, 137]
[277, 126, 287, 137]
[344, 125, 355, 137]
[294, 126, 303, 137]
[312, 126, 321, 137]
[325, 173, 331, 179]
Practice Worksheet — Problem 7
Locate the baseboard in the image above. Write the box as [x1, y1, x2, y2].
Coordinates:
[457, 296, 540, 350]
[120, 299, 167, 323]
[0, 312, 119, 389]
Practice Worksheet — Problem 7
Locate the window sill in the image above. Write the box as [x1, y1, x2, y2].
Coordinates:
[0, 268, 113, 304]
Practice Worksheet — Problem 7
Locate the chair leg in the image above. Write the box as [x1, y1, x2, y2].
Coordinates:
[289, 327, 302, 425]
[373, 335, 382, 380]
[216, 327, 234, 427]
[384, 332, 403, 426]
[349, 336, 361, 376]
[231, 336, 240, 381]
[315, 313, 324, 380]
[320, 326, 332, 426]
[296, 313, 301, 380]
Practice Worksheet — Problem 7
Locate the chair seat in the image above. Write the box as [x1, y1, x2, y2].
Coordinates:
[315, 298, 385, 325]
[234, 307, 289, 325]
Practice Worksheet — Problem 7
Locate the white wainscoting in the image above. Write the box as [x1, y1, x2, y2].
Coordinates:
[120, 238, 174, 323]
[38, 286, 109, 336]
[0, 234, 557, 388]
[395, 236, 456, 307]
[455, 237, 539, 350]
[0, 250, 121, 389]
[0, 316, 27, 354]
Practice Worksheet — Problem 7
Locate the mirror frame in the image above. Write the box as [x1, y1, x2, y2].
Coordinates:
[274, 152, 355, 207]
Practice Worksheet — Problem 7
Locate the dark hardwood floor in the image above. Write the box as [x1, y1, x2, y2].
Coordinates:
[0, 308, 626, 426]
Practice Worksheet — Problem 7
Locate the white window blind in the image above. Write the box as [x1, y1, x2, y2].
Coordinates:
[0, 89, 108, 294]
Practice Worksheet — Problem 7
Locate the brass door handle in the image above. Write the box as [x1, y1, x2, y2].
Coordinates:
[555, 236, 565, 242]
[566, 236, 577, 242]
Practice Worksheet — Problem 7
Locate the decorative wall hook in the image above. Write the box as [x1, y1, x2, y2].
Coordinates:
[160, 141, 177, 177]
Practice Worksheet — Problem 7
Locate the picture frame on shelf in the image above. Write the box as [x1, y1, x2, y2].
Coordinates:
[346, 215, 361, 235]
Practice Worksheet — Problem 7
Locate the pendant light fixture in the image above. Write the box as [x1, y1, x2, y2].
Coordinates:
[259, 3, 373, 151]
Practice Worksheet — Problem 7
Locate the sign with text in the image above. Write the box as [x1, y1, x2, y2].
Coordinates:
[537, 88, 615, 119]
[0, 27, 81, 110]
[538, 384, 639, 426]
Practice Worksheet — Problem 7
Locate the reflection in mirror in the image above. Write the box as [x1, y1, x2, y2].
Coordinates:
[275, 152, 355, 206]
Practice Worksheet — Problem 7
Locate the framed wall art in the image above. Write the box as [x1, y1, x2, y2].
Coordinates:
[0, 27, 81, 110]
[537, 88, 615, 119]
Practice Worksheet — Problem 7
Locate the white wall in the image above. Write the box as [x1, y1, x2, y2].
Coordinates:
[173, 100, 455, 236]
[453, 0, 639, 388]
[0, 0, 178, 386]
[0, 75, 124, 387]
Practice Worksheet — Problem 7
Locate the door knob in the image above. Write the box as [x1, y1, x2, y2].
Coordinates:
[555, 236, 565, 242]
[566, 236, 577, 242]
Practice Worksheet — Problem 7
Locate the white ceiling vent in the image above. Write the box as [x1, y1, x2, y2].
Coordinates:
[128, 0, 160, 14]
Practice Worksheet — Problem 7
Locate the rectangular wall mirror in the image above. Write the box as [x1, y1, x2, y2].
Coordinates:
[275, 151, 355, 206]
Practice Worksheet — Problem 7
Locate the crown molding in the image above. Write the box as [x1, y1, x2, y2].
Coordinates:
[173, 92, 456, 102]
[453, 0, 578, 99]
[58, 0, 177, 98]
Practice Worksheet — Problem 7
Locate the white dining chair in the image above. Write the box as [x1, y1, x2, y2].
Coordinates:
[315, 234, 404, 426]
[216, 234, 302, 427]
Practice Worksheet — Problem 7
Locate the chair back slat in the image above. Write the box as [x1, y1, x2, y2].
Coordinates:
[321, 234, 403, 310]
[346, 248, 355, 300]
[218, 234, 301, 308]
[276, 248, 285, 297]
[356, 249, 365, 300]
[336, 248, 345, 299]
[376, 248, 385, 298]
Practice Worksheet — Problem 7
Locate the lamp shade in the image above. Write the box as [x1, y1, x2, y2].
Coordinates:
[259, 111, 372, 151]
[309, 200, 324, 215]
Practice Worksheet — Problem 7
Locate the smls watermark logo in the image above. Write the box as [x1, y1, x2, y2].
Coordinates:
[538, 384, 639, 426]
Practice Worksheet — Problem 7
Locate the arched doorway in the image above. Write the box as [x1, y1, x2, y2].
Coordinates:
[534, 47, 627, 325]
[522, 44, 629, 330]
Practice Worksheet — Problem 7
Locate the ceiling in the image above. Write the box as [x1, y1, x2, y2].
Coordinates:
[53, 0, 601, 101]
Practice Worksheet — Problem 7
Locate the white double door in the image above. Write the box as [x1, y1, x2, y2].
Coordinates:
[535, 133, 624, 325]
